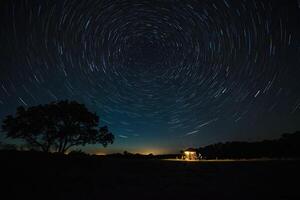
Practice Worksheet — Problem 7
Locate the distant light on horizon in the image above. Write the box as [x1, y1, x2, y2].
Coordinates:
[87, 146, 171, 155]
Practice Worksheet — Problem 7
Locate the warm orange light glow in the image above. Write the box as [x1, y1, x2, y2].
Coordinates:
[95, 152, 106, 155]
[183, 151, 198, 160]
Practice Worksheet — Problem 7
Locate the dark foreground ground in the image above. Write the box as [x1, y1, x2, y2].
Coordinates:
[1, 151, 299, 200]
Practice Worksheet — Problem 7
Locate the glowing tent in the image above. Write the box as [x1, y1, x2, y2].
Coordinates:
[182, 148, 199, 160]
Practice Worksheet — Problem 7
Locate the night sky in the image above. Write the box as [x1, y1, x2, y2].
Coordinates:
[0, 0, 299, 154]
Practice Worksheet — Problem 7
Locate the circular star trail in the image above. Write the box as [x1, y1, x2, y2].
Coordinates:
[0, 0, 299, 152]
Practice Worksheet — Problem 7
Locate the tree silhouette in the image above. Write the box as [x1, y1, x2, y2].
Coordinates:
[1, 100, 114, 153]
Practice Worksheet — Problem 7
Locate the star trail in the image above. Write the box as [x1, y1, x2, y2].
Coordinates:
[0, 0, 299, 154]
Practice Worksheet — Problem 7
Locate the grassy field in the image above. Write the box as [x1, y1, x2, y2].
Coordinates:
[1, 151, 299, 199]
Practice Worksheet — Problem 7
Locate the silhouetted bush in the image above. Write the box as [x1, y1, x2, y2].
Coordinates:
[68, 150, 89, 157]
[0, 143, 17, 151]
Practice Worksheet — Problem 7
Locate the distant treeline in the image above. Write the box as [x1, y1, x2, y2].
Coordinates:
[198, 131, 300, 159]
[1, 131, 299, 160]
[105, 151, 180, 159]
